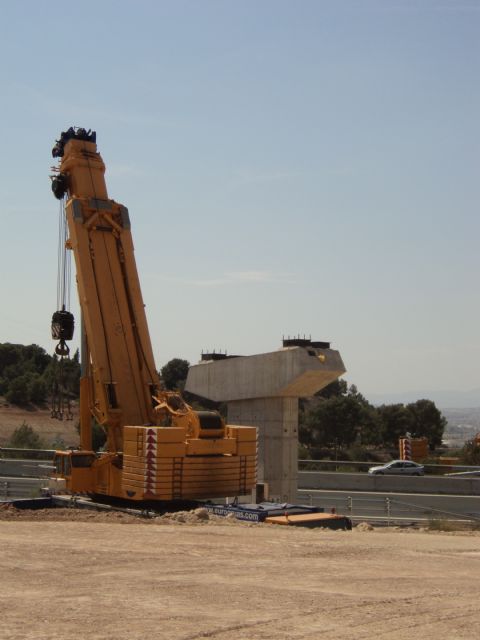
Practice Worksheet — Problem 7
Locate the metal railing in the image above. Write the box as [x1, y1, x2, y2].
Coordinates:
[0, 447, 56, 460]
[0, 478, 44, 500]
[299, 490, 480, 526]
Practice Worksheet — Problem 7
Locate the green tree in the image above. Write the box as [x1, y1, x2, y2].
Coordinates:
[28, 375, 48, 404]
[377, 403, 414, 447]
[8, 422, 45, 449]
[6, 375, 30, 405]
[22, 344, 51, 374]
[300, 381, 382, 454]
[406, 399, 446, 450]
[355, 402, 383, 447]
[301, 394, 367, 452]
[160, 358, 190, 391]
[0, 343, 21, 373]
[0, 343, 55, 405]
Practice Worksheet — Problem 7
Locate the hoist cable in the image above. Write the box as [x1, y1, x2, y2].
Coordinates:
[56, 197, 71, 312]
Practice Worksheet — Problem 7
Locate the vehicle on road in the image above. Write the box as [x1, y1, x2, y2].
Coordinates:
[368, 460, 425, 476]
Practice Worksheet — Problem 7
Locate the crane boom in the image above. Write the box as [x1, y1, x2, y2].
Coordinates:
[54, 130, 159, 451]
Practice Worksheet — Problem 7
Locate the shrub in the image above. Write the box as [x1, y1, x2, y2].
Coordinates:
[8, 422, 45, 449]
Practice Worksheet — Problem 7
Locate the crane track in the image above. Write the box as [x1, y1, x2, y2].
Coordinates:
[2, 493, 203, 519]
[51, 494, 203, 518]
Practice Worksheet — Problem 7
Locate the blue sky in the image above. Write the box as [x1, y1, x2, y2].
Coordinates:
[0, 1, 478, 400]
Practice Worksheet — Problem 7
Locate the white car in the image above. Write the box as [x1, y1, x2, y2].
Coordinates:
[368, 460, 425, 476]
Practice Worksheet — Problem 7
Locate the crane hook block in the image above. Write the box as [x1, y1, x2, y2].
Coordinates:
[51, 310, 74, 357]
[51, 309, 75, 341]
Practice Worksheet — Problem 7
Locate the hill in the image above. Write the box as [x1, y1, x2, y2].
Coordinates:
[0, 401, 79, 449]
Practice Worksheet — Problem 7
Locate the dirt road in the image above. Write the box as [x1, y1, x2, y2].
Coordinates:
[0, 509, 479, 639]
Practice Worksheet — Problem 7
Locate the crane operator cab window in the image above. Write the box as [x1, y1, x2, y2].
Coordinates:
[71, 454, 95, 468]
[54, 453, 95, 477]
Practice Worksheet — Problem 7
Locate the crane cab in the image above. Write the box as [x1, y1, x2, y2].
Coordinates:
[53, 450, 96, 493]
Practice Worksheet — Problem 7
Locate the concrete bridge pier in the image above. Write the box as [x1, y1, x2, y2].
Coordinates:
[186, 338, 346, 502]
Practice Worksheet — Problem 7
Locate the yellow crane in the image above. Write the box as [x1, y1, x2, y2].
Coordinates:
[49, 127, 256, 502]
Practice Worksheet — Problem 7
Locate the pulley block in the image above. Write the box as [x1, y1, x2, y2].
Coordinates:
[51, 309, 74, 341]
[51, 309, 74, 356]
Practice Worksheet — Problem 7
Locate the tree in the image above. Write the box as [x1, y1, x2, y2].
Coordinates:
[6, 375, 30, 405]
[301, 395, 367, 452]
[459, 439, 480, 466]
[300, 381, 382, 454]
[8, 422, 45, 449]
[377, 403, 414, 447]
[160, 358, 190, 391]
[406, 399, 446, 450]
[22, 344, 51, 374]
[355, 402, 383, 447]
[0, 343, 21, 374]
[0, 343, 59, 405]
[0, 343, 51, 379]
[28, 375, 48, 404]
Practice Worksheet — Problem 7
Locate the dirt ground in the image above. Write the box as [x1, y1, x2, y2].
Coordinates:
[0, 507, 479, 640]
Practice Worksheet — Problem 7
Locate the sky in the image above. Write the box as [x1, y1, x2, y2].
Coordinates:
[0, 0, 478, 402]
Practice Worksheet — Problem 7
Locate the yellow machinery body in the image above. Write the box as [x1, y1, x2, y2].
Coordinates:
[51, 130, 256, 501]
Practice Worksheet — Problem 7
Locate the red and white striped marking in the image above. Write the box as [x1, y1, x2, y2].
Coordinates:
[144, 428, 157, 496]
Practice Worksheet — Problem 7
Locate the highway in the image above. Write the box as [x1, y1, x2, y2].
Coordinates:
[2, 456, 480, 524]
[0, 459, 52, 477]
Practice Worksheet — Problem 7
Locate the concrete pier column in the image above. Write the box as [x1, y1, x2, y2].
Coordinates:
[228, 397, 299, 502]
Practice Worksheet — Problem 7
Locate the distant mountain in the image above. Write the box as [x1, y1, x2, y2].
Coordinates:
[366, 388, 480, 410]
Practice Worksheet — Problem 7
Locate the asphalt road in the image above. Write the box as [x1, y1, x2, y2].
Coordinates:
[0, 458, 52, 477]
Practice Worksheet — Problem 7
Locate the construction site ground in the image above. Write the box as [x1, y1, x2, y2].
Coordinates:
[1, 506, 479, 639]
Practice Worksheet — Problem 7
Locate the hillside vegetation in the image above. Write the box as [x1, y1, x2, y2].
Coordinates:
[0, 343, 79, 406]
